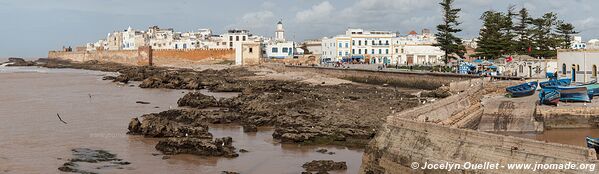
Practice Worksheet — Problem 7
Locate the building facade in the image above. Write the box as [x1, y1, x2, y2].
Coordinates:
[557, 49, 599, 83]
[321, 28, 444, 65]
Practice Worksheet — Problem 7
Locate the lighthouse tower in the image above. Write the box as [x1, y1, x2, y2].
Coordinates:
[275, 20, 285, 42]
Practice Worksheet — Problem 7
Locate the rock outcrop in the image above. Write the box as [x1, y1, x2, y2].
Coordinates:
[155, 137, 238, 158]
[302, 160, 347, 172]
[177, 92, 218, 109]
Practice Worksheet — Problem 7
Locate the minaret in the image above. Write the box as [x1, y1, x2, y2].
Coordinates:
[275, 20, 285, 42]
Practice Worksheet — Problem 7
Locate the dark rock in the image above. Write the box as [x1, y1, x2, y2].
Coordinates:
[136, 101, 151, 104]
[161, 156, 170, 160]
[58, 148, 130, 174]
[5, 57, 36, 66]
[221, 171, 240, 174]
[113, 75, 130, 83]
[137, 110, 213, 139]
[177, 92, 217, 109]
[242, 124, 257, 132]
[302, 160, 347, 172]
[327, 152, 335, 155]
[155, 137, 238, 158]
[102, 76, 117, 81]
[239, 149, 249, 153]
[127, 118, 142, 135]
[316, 148, 328, 153]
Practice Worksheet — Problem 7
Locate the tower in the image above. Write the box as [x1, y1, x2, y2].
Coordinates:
[275, 20, 285, 42]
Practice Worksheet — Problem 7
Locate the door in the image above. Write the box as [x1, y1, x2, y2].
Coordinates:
[572, 67, 576, 82]
[407, 55, 414, 65]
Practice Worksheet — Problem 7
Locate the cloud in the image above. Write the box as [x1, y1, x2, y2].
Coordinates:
[296, 1, 334, 23]
[232, 10, 275, 31]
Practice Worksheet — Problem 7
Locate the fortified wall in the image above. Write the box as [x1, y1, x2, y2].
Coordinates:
[281, 66, 480, 90]
[48, 47, 235, 66]
[360, 80, 599, 174]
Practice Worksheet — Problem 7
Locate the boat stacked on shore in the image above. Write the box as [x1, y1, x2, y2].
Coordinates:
[536, 78, 598, 104]
[506, 81, 538, 97]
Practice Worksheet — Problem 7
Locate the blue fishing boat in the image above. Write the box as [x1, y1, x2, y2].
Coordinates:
[506, 82, 538, 97]
[540, 78, 572, 89]
[557, 86, 591, 102]
[586, 136, 599, 151]
[539, 89, 560, 105]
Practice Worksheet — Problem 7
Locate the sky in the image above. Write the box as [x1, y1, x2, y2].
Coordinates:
[1, 0, 598, 58]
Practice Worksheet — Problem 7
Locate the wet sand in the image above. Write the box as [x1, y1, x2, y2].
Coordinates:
[507, 128, 599, 147]
[0, 67, 363, 173]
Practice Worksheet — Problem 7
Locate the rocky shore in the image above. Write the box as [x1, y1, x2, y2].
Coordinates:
[28, 58, 447, 158]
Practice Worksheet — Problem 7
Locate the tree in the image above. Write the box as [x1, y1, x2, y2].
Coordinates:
[556, 21, 579, 49]
[474, 11, 513, 59]
[530, 12, 558, 58]
[433, 0, 466, 64]
[514, 8, 533, 55]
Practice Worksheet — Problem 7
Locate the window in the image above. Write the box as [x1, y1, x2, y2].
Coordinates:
[562, 63, 566, 75]
[395, 49, 399, 53]
[372, 40, 375, 45]
[358, 40, 362, 46]
[229, 36, 233, 41]
[379, 49, 382, 54]
[593, 65, 597, 77]
[365, 41, 368, 46]
[371, 49, 374, 54]
[345, 43, 349, 48]
[385, 49, 389, 54]
[345, 52, 349, 56]
[236, 36, 239, 41]
[339, 51, 342, 56]
[386, 40, 389, 45]
[272, 47, 278, 53]
[183, 44, 187, 49]
[352, 40, 355, 45]
[283, 47, 289, 53]
[379, 40, 382, 45]
[249, 48, 253, 53]
[358, 49, 362, 54]
[339, 43, 342, 48]
[243, 36, 246, 41]
[352, 49, 355, 54]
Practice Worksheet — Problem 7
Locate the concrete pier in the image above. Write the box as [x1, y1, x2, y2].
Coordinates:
[478, 92, 544, 133]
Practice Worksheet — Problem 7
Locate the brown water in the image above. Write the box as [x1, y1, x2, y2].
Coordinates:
[507, 129, 599, 147]
[0, 67, 364, 174]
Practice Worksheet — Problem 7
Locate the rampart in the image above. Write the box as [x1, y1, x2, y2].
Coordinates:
[281, 66, 481, 90]
[48, 47, 234, 66]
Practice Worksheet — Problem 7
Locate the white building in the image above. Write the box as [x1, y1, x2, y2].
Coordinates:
[558, 49, 599, 83]
[264, 21, 297, 59]
[321, 28, 444, 65]
[570, 36, 587, 49]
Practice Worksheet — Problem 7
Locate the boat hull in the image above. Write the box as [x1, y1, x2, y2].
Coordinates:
[506, 82, 538, 98]
[539, 89, 560, 105]
[558, 86, 591, 102]
[540, 78, 572, 89]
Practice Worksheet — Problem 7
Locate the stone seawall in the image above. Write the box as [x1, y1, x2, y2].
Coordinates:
[281, 66, 480, 90]
[360, 80, 599, 174]
[48, 47, 235, 66]
[537, 106, 599, 129]
[48, 49, 150, 66]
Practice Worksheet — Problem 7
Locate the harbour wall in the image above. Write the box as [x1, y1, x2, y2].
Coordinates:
[360, 80, 599, 174]
[48, 47, 235, 66]
[281, 65, 481, 90]
[537, 106, 599, 129]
